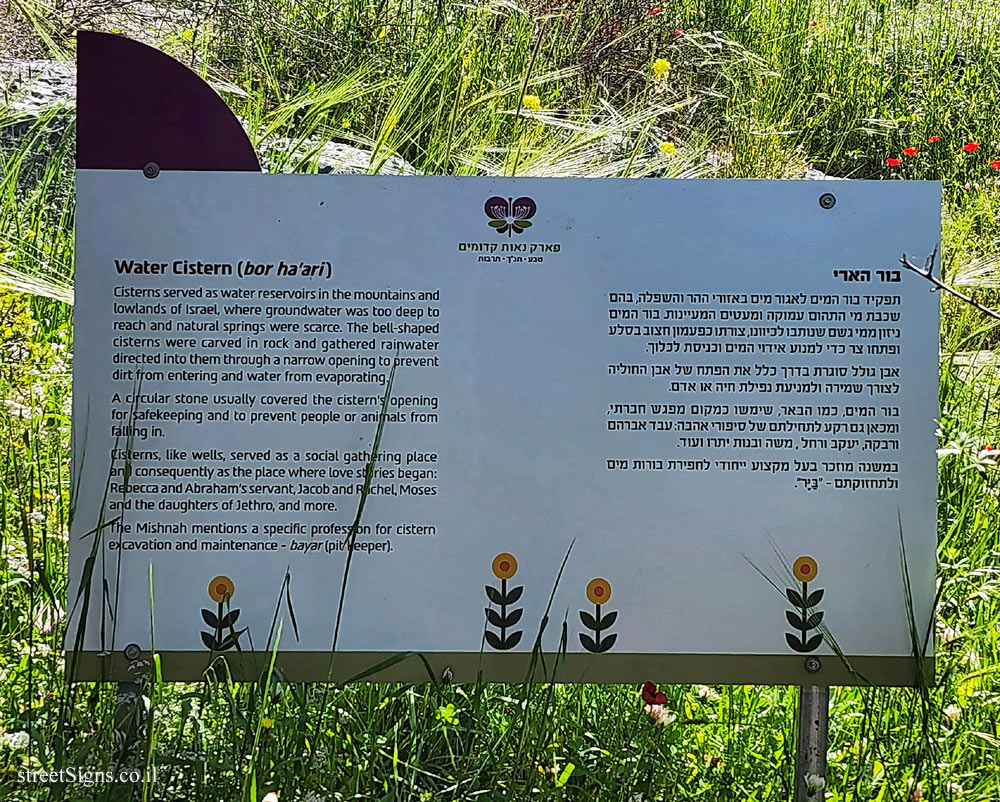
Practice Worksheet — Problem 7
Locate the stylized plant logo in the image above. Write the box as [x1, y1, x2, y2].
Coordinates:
[485, 552, 523, 650]
[484, 196, 536, 237]
[201, 575, 245, 652]
[580, 578, 617, 653]
[784, 556, 824, 653]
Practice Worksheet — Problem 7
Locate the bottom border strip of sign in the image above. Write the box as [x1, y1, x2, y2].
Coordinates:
[66, 651, 933, 687]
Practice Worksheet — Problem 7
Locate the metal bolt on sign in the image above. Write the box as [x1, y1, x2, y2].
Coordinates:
[818, 193, 836, 209]
[142, 161, 160, 179]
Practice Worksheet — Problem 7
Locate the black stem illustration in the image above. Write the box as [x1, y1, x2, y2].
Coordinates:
[201, 587, 243, 652]
[784, 574, 824, 653]
[579, 594, 617, 653]
[215, 599, 224, 647]
[485, 564, 523, 650]
[501, 578, 507, 644]
[800, 582, 808, 644]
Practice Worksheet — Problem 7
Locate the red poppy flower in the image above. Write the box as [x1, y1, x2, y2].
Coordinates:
[903, 147, 919, 156]
[809, 20, 817, 26]
[927, 136, 941, 143]
[990, 160, 1000, 170]
[641, 681, 668, 705]
[673, 28, 684, 35]
[647, 7, 661, 14]
[886, 157, 902, 166]
[964, 142, 980, 153]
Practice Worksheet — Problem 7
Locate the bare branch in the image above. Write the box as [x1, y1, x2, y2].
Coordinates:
[899, 246, 1000, 322]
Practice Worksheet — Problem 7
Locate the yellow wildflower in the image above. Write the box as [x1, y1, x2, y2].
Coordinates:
[260, 717, 275, 729]
[653, 58, 671, 78]
[659, 141, 676, 156]
[522, 94, 541, 111]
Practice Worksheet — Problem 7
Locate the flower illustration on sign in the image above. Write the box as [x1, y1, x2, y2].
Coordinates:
[784, 556, 824, 653]
[201, 575, 245, 652]
[580, 577, 617, 653]
[484, 196, 536, 237]
[485, 552, 523, 650]
[209, 575, 235, 603]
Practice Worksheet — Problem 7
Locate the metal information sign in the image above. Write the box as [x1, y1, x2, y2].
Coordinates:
[69, 171, 939, 685]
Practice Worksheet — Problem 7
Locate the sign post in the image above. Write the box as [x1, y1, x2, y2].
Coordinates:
[795, 685, 830, 801]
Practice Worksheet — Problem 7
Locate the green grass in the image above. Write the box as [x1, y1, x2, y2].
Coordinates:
[1, 0, 1000, 798]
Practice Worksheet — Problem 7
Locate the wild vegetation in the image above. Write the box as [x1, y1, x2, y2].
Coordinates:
[2, 0, 1000, 799]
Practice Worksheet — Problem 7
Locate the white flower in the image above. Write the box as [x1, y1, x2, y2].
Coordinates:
[937, 430, 976, 458]
[34, 602, 63, 635]
[805, 773, 826, 796]
[1, 399, 30, 416]
[696, 685, 721, 703]
[644, 703, 675, 727]
[943, 703, 961, 726]
[1, 731, 30, 751]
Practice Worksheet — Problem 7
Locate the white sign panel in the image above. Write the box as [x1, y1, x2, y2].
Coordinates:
[70, 173, 939, 685]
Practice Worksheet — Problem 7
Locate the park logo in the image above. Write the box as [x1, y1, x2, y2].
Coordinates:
[484, 196, 536, 236]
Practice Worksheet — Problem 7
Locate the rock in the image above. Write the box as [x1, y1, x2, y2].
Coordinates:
[262, 138, 417, 176]
[0, 61, 75, 186]
[1, 59, 76, 114]
[1, 60, 76, 155]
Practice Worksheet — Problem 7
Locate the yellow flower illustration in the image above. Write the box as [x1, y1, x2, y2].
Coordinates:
[587, 577, 612, 605]
[653, 58, 671, 78]
[492, 553, 518, 580]
[521, 94, 541, 111]
[659, 141, 676, 156]
[792, 556, 818, 583]
[208, 575, 235, 602]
